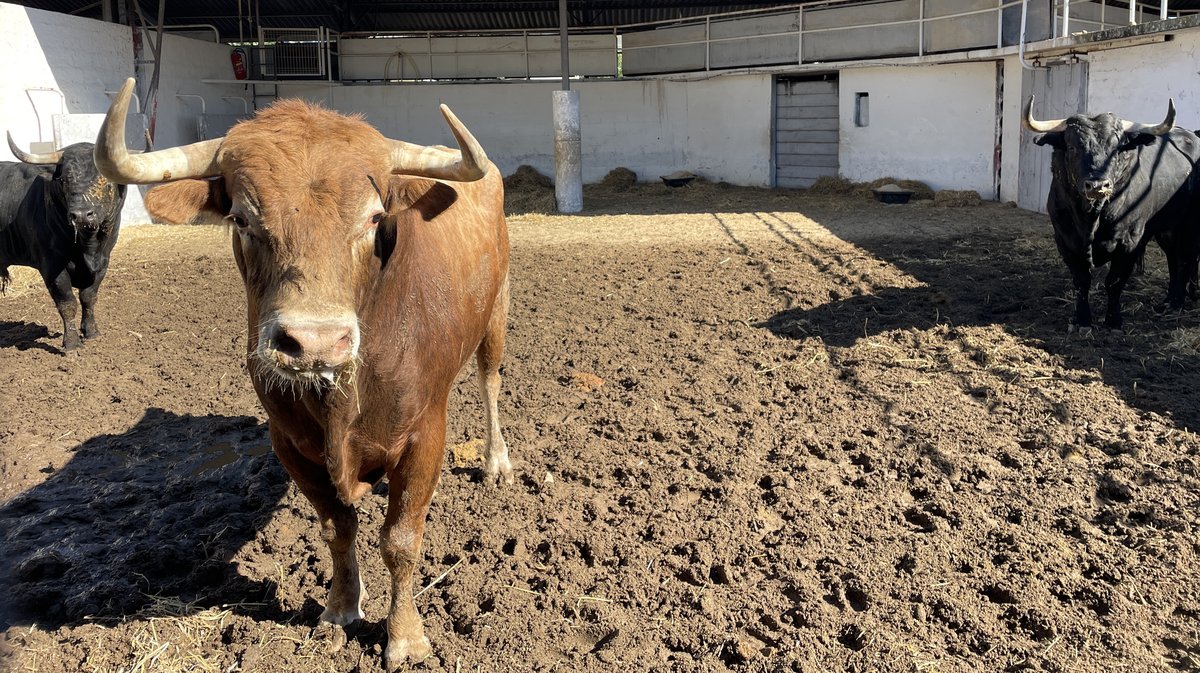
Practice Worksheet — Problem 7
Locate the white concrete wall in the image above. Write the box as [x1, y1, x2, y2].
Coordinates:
[273, 75, 775, 186]
[0, 3, 245, 224]
[152, 33, 242, 149]
[1086, 29, 1200, 130]
[0, 3, 132, 158]
[838, 61, 999, 196]
[999, 54, 1024, 204]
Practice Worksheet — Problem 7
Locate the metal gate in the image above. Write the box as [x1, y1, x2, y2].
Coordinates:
[774, 76, 839, 188]
[1017, 60, 1088, 213]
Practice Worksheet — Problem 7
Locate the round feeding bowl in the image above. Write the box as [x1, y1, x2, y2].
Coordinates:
[661, 171, 696, 188]
[873, 184, 913, 204]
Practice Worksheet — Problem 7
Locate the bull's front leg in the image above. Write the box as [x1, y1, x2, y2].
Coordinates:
[1057, 247, 1093, 333]
[380, 409, 447, 670]
[78, 264, 110, 340]
[1103, 253, 1139, 331]
[41, 267, 82, 351]
[269, 430, 364, 646]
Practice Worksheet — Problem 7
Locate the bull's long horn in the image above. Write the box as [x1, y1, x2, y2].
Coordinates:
[1023, 96, 1067, 133]
[7, 132, 62, 164]
[388, 104, 488, 181]
[1121, 99, 1176, 136]
[95, 78, 222, 184]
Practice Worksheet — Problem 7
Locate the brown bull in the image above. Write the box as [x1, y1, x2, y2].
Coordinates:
[95, 78, 512, 669]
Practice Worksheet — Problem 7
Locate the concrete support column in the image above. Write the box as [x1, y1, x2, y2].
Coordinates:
[553, 89, 582, 213]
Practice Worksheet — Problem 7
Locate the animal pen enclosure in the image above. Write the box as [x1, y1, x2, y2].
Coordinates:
[4, 1, 1200, 672]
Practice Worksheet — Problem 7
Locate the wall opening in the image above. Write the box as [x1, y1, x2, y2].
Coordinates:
[854, 92, 869, 126]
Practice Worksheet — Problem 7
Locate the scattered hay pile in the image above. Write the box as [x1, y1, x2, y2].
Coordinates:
[503, 165, 556, 215]
[934, 190, 984, 207]
[807, 175, 935, 200]
[807, 175, 857, 195]
[595, 167, 638, 193]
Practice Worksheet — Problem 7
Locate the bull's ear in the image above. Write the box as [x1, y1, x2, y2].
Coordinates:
[144, 178, 230, 225]
[1121, 132, 1158, 150]
[1033, 132, 1065, 148]
[388, 176, 457, 222]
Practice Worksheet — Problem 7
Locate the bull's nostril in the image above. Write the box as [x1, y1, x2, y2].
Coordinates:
[273, 331, 304, 358]
[330, 333, 353, 359]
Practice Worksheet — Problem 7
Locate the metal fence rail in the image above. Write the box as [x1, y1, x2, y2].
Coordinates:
[246, 0, 1192, 81]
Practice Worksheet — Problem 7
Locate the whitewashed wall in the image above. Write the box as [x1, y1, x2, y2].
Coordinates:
[838, 62, 999, 196]
[274, 75, 774, 186]
[1086, 29, 1200, 130]
[0, 3, 132, 157]
[0, 3, 246, 224]
[999, 54, 1024, 205]
[152, 33, 243, 150]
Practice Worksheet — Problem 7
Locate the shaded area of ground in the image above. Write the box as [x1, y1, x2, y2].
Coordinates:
[3, 188, 1199, 672]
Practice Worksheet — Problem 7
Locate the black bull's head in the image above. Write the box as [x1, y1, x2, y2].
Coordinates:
[1022, 96, 1176, 206]
[7, 133, 125, 232]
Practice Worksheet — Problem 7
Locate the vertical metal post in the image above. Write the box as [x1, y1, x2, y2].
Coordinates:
[996, 0, 1003, 48]
[1100, 0, 1106, 30]
[559, 0, 570, 90]
[1129, 0, 1137, 25]
[524, 31, 530, 79]
[918, 0, 924, 56]
[1062, 0, 1070, 37]
[704, 17, 710, 71]
[1161, 0, 1168, 19]
[797, 7, 803, 65]
[428, 33, 434, 81]
[553, 0, 581, 212]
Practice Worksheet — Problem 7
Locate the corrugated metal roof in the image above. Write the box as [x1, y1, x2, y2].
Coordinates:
[10, 0, 1194, 41]
[14, 1, 803, 37]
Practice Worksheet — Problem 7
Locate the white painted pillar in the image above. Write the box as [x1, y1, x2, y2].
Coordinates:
[553, 89, 582, 213]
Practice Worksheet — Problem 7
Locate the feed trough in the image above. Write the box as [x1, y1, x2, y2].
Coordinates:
[661, 170, 697, 188]
[873, 183, 913, 204]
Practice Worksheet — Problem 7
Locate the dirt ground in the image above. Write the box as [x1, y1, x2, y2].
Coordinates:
[3, 180, 1200, 673]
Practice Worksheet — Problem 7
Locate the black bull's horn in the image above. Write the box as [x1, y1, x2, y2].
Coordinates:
[7, 131, 63, 164]
[94, 77, 490, 185]
[1023, 95, 1176, 135]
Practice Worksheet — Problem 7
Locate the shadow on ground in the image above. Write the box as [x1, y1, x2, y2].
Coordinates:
[0, 408, 288, 630]
[735, 206, 1200, 431]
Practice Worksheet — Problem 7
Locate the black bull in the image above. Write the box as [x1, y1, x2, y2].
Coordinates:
[1025, 96, 1200, 332]
[0, 138, 126, 350]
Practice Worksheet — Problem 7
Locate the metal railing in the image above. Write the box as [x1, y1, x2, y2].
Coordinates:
[240, 0, 1194, 82]
[1055, 0, 1176, 36]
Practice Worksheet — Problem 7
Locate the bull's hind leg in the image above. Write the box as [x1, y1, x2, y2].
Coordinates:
[269, 429, 364, 648]
[476, 275, 512, 485]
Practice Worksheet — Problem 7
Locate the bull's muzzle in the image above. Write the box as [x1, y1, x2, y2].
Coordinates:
[69, 208, 99, 231]
[261, 315, 359, 381]
[1083, 178, 1114, 202]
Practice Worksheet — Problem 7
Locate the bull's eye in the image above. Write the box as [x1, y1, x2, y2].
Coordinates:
[228, 214, 249, 229]
[370, 213, 383, 225]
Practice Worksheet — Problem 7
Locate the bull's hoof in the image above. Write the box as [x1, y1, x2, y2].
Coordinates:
[81, 323, 101, 339]
[383, 635, 432, 671]
[61, 336, 83, 352]
[313, 621, 349, 653]
[1067, 324, 1092, 338]
[484, 457, 514, 486]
